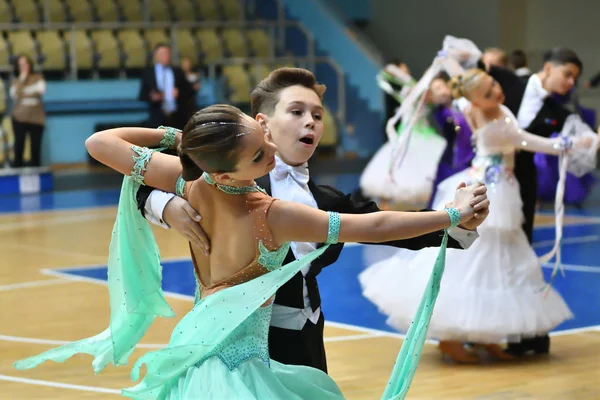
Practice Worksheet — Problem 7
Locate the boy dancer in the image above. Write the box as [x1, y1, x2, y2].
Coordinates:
[137, 68, 490, 372]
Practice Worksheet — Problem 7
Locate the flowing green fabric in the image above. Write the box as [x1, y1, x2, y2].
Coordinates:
[382, 231, 449, 400]
[121, 246, 331, 399]
[14, 176, 175, 373]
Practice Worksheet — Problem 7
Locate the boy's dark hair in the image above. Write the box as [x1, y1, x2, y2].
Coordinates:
[543, 47, 583, 72]
[250, 68, 326, 117]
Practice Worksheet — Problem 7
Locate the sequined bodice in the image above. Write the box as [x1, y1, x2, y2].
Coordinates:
[468, 153, 514, 186]
[187, 180, 340, 372]
[203, 302, 273, 371]
[469, 106, 520, 185]
[190, 190, 291, 370]
[473, 119, 519, 162]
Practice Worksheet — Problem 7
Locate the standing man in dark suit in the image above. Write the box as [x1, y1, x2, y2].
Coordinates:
[135, 68, 489, 373]
[138, 43, 196, 130]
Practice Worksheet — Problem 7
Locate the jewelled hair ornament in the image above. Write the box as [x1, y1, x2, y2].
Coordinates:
[196, 121, 256, 137]
[181, 120, 255, 174]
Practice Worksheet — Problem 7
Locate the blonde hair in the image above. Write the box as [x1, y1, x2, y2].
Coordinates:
[448, 69, 487, 100]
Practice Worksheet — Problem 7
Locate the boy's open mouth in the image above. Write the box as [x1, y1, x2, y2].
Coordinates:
[299, 135, 315, 145]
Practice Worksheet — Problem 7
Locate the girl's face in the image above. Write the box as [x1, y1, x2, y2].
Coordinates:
[213, 115, 279, 184]
[428, 78, 452, 106]
[181, 58, 192, 72]
[468, 74, 505, 109]
[18, 57, 31, 75]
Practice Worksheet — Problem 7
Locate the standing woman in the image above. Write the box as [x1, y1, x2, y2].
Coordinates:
[10, 54, 46, 167]
[180, 56, 201, 95]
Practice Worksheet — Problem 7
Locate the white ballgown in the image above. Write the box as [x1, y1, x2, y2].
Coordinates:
[360, 114, 447, 205]
[359, 105, 575, 343]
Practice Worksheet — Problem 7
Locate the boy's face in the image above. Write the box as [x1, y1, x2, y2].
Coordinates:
[543, 62, 580, 96]
[258, 85, 324, 166]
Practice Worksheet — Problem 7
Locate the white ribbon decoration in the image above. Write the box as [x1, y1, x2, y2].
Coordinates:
[540, 115, 598, 294]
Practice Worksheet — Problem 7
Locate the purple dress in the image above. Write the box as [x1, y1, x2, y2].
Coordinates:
[427, 105, 474, 208]
[534, 91, 597, 205]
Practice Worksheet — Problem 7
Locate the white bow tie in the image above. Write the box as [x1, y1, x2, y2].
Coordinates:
[273, 161, 310, 187]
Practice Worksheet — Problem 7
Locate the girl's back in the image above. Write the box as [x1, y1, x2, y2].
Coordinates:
[186, 178, 281, 298]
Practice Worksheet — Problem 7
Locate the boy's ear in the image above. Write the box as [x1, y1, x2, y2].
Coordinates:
[256, 113, 269, 133]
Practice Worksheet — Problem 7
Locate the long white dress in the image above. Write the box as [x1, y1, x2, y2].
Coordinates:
[359, 105, 574, 343]
[360, 113, 447, 204]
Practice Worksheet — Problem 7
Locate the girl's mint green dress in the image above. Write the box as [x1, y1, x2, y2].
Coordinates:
[14, 147, 451, 399]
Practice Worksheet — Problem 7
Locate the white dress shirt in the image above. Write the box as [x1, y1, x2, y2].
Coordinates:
[515, 67, 531, 77]
[144, 190, 175, 228]
[517, 74, 549, 129]
[142, 157, 480, 331]
[268, 155, 322, 329]
[154, 63, 176, 114]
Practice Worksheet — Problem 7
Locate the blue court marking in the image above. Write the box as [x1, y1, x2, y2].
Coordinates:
[532, 223, 600, 266]
[0, 188, 121, 214]
[0, 174, 361, 215]
[57, 235, 600, 335]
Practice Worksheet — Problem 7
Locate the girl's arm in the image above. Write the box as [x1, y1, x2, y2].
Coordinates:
[506, 124, 591, 156]
[377, 65, 415, 103]
[268, 183, 481, 245]
[85, 127, 183, 193]
[21, 76, 46, 97]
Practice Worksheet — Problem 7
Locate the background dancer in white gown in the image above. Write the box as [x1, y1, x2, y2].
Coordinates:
[360, 66, 454, 207]
[360, 67, 599, 363]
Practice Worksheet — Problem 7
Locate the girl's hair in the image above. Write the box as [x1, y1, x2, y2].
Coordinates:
[178, 104, 254, 181]
[448, 69, 487, 100]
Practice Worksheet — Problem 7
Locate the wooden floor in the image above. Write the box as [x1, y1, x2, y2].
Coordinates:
[1, 206, 600, 399]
